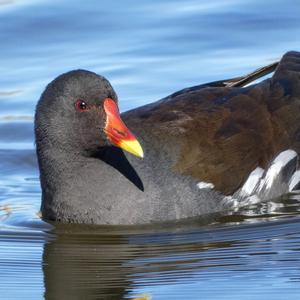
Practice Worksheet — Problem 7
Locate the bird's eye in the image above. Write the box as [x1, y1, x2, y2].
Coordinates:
[75, 99, 89, 112]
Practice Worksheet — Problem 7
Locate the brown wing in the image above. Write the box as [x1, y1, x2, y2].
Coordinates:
[125, 51, 300, 195]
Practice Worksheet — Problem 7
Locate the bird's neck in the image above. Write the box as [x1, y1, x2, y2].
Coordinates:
[37, 141, 146, 199]
[37, 143, 87, 194]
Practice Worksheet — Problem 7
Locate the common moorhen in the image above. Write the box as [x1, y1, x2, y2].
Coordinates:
[35, 51, 300, 224]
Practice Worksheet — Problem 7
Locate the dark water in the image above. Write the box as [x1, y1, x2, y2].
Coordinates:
[1, 0, 300, 299]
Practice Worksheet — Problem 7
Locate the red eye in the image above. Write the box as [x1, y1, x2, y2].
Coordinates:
[75, 99, 89, 112]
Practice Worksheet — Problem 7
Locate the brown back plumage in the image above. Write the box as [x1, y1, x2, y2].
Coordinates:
[128, 51, 300, 195]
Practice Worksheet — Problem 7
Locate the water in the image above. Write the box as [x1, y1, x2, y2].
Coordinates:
[1, 0, 300, 299]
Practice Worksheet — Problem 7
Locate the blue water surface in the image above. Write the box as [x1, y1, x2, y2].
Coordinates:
[1, 0, 300, 299]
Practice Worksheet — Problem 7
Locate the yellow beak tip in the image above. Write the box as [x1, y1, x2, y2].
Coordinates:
[119, 140, 144, 159]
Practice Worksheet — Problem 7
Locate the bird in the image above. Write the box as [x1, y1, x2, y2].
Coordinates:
[35, 51, 300, 225]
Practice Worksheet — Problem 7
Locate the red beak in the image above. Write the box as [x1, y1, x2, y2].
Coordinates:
[103, 98, 144, 158]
